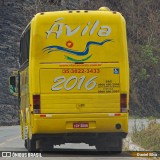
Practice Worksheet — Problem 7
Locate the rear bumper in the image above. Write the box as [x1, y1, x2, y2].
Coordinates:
[32, 113, 128, 135]
[31, 132, 127, 145]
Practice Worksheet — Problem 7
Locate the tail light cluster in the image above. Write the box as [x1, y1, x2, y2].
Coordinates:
[33, 95, 40, 114]
[120, 94, 127, 112]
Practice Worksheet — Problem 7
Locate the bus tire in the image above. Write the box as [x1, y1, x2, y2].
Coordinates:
[42, 140, 53, 151]
[95, 137, 122, 153]
[96, 144, 122, 153]
[95, 143, 109, 151]
[27, 138, 36, 152]
[111, 137, 123, 153]
[24, 140, 27, 149]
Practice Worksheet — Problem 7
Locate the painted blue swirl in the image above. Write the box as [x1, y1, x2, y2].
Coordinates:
[43, 39, 112, 56]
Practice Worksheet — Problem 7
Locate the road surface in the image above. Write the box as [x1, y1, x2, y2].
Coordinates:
[0, 119, 158, 159]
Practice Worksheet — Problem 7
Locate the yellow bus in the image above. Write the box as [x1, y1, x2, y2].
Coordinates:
[9, 7, 129, 152]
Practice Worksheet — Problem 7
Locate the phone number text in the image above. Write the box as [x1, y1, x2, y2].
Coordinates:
[62, 68, 100, 74]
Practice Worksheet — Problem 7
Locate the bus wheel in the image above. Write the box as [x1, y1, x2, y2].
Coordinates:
[96, 144, 122, 153]
[27, 138, 36, 152]
[42, 140, 53, 151]
[95, 143, 109, 151]
[24, 140, 27, 149]
[112, 149, 122, 154]
[37, 139, 53, 152]
[111, 137, 123, 154]
[95, 137, 122, 153]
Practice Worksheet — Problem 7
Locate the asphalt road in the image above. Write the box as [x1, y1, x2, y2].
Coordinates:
[0, 119, 157, 159]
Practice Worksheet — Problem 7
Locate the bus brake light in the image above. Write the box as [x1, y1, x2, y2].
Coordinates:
[120, 94, 127, 112]
[33, 95, 40, 114]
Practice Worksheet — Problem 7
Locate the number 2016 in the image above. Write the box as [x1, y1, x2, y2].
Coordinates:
[51, 76, 98, 91]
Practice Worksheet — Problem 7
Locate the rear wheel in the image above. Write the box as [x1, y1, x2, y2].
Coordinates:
[95, 143, 109, 151]
[110, 145, 122, 154]
[27, 138, 37, 152]
[24, 140, 27, 149]
[37, 139, 54, 152]
[42, 140, 53, 151]
[95, 137, 122, 153]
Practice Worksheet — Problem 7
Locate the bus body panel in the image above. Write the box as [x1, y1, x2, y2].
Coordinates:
[40, 94, 120, 113]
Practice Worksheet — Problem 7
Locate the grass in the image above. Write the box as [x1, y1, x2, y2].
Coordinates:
[131, 120, 160, 150]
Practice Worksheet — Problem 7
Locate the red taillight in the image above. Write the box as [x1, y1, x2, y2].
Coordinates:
[120, 94, 127, 112]
[33, 95, 40, 114]
[40, 114, 46, 117]
[115, 113, 121, 116]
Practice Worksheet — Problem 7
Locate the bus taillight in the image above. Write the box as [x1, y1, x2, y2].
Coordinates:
[120, 94, 127, 112]
[33, 95, 40, 114]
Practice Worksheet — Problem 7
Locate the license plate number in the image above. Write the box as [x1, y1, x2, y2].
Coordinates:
[73, 122, 89, 128]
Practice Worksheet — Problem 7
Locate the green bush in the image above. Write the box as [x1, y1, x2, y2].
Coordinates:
[142, 45, 159, 64]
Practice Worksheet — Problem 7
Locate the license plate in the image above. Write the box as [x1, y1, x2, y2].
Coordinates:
[73, 122, 89, 128]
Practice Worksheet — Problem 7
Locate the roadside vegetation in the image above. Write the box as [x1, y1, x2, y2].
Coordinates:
[131, 120, 160, 150]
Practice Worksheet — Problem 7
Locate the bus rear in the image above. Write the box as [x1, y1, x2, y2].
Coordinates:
[28, 7, 129, 152]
